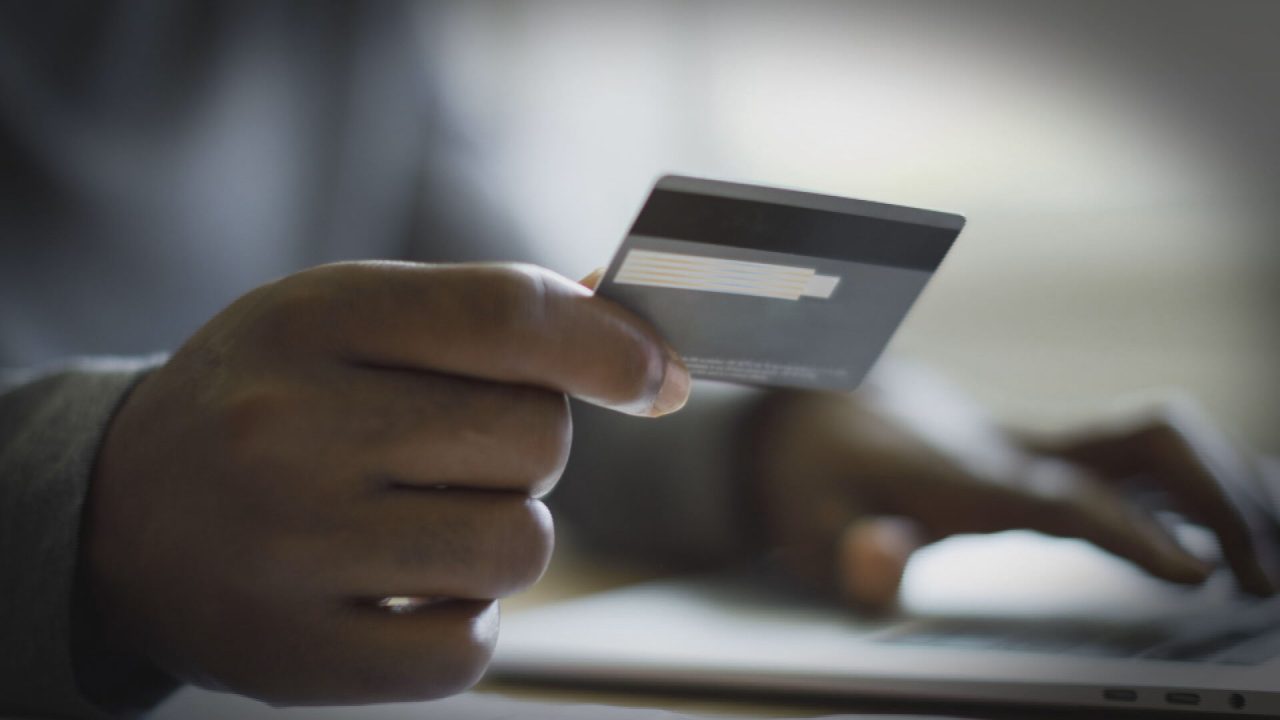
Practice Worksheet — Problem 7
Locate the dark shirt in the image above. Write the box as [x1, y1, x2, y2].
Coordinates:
[0, 3, 757, 717]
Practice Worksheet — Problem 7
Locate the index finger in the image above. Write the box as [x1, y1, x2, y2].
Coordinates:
[875, 453, 1212, 587]
[1029, 404, 1278, 596]
[293, 261, 690, 417]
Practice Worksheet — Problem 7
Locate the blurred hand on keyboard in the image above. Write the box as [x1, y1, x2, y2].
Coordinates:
[745, 364, 1278, 613]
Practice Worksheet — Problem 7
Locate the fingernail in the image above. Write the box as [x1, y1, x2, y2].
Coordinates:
[579, 267, 607, 291]
[1170, 553, 1212, 584]
[838, 518, 919, 615]
[649, 350, 691, 417]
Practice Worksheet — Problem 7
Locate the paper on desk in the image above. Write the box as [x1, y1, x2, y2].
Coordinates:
[156, 687, 955, 720]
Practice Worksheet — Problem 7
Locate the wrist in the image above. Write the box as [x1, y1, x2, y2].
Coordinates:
[75, 365, 181, 714]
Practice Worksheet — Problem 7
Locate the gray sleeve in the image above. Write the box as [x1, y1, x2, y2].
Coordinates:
[550, 382, 769, 570]
[0, 358, 175, 719]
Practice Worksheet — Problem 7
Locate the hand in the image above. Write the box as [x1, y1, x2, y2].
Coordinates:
[86, 261, 690, 704]
[748, 364, 1278, 613]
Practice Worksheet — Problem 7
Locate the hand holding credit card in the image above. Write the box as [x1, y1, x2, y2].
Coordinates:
[596, 176, 965, 391]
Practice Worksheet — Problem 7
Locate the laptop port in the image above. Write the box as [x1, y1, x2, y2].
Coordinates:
[1230, 693, 1246, 710]
[1165, 692, 1201, 706]
[1103, 688, 1137, 702]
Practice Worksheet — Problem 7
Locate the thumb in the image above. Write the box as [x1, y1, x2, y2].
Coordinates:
[836, 516, 928, 614]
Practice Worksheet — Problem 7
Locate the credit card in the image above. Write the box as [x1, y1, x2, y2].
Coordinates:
[596, 175, 964, 391]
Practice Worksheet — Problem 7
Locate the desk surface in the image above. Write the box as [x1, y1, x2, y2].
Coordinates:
[153, 546, 1225, 719]
[481, 549, 1059, 720]
[477, 545, 1248, 720]
[480, 548, 851, 718]
[153, 547, 953, 719]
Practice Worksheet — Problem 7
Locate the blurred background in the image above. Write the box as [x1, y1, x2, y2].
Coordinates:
[424, 0, 1279, 449]
[3, 1, 1275, 449]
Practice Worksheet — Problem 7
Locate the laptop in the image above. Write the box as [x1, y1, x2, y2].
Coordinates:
[490, 526, 1280, 716]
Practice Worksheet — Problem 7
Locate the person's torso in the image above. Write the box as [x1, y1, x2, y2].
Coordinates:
[0, 0, 517, 367]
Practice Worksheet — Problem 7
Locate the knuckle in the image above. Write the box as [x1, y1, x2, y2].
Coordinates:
[485, 498, 555, 597]
[258, 272, 335, 330]
[386, 497, 553, 598]
[523, 392, 572, 495]
[1129, 397, 1200, 450]
[457, 386, 572, 494]
[408, 657, 491, 702]
[397, 622, 497, 701]
[353, 639, 494, 704]
[1133, 415, 1179, 446]
[480, 263, 552, 335]
[385, 515, 454, 573]
[236, 273, 347, 352]
[255, 612, 497, 705]
[1019, 462, 1098, 536]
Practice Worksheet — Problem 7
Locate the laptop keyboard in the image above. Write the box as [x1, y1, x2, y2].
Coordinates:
[881, 596, 1280, 665]
[1139, 598, 1280, 664]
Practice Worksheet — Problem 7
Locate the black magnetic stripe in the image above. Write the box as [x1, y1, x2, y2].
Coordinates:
[629, 189, 957, 271]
